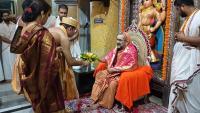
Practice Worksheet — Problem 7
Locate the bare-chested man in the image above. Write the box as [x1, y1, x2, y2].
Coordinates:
[48, 17, 88, 100]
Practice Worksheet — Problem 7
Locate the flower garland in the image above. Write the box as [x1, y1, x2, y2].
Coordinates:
[121, 0, 125, 32]
[162, 0, 172, 80]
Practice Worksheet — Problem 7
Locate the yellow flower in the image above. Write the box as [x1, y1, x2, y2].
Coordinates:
[80, 52, 99, 63]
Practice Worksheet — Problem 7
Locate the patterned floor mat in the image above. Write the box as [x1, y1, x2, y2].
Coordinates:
[64, 97, 167, 113]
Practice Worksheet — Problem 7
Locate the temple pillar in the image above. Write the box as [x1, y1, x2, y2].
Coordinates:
[90, 0, 118, 59]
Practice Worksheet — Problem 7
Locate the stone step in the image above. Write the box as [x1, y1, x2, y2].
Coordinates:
[0, 93, 29, 108]
[0, 102, 31, 113]
[0, 82, 31, 113]
[1, 93, 25, 103]
[11, 107, 33, 113]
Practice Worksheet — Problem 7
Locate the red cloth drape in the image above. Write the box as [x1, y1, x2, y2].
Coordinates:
[115, 66, 153, 109]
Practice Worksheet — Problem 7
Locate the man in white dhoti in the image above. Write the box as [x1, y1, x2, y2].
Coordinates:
[0, 10, 16, 82]
[168, 0, 200, 113]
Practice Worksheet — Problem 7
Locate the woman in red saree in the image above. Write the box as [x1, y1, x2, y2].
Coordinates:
[91, 32, 138, 109]
[10, 1, 65, 113]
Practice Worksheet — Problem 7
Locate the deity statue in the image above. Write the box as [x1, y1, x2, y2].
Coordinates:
[138, 0, 166, 63]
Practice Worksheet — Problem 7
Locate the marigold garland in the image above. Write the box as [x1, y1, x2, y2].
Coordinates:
[121, 0, 125, 32]
[162, 0, 172, 80]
